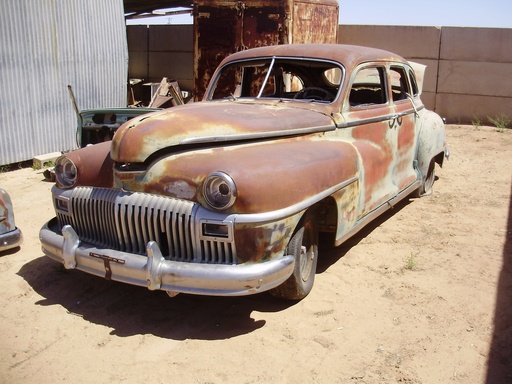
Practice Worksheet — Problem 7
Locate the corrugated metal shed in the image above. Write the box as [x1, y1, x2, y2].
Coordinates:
[0, 0, 129, 165]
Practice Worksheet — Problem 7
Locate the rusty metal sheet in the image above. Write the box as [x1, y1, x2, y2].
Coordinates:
[292, 0, 339, 44]
[193, 0, 339, 100]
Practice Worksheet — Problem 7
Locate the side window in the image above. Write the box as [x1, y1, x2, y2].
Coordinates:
[408, 69, 419, 96]
[349, 67, 387, 107]
[390, 66, 410, 102]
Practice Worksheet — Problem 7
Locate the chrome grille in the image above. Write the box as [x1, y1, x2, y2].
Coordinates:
[201, 240, 235, 264]
[56, 187, 236, 264]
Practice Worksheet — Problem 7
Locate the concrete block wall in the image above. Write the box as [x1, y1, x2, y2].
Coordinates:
[127, 24, 512, 125]
[337, 25, 440, 115]
[338, 25, 512, 125]
[437, 28, 512, 124]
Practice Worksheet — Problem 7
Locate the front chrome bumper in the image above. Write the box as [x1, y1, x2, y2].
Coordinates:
[39, 219, 295, 296]
[0, 227, 22, 252]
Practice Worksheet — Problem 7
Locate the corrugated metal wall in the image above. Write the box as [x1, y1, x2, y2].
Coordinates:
[0, 0, 128, 165]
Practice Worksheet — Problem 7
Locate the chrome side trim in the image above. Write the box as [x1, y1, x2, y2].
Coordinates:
[231, 176, 359, 224]
[338, 105, 425, 129]
[179, 124, 337, 145]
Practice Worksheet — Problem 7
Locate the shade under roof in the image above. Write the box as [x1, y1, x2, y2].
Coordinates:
[124, 0, 192, 18]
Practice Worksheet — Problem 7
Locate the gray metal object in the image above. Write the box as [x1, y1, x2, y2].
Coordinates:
[0, 189, 22, 252]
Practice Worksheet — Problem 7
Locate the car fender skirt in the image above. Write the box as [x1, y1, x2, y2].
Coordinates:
[39, 221, 295, 296]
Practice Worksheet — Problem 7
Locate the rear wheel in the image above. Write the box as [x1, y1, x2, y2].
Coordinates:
[270, 210, 319, 300]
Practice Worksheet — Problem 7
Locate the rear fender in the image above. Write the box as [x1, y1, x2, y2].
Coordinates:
[416, 111, 446, 178]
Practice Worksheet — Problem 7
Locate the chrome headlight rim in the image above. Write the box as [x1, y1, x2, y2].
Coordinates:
[55, 156, 77, 189]
[203, 171, 237, 211]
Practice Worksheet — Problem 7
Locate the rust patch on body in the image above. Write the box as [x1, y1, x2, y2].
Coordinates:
[234, 217, 297, 263]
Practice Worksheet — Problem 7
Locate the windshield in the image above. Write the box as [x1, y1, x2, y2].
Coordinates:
[207, 57, 343, 104]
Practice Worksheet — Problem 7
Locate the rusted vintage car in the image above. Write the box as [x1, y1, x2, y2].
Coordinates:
[1, 189, 22, 252]
[40, 44, 447, 300]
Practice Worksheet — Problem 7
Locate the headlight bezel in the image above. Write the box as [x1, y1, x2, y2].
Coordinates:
[55, 156, 78, 189]
[203, 171, 237, 211]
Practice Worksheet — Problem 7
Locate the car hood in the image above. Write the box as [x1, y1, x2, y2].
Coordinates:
[111, 101, 335, 163]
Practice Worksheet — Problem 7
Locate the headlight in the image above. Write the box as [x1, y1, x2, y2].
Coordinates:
[203, 171, 237, 210]
[55, 156, 77, 189]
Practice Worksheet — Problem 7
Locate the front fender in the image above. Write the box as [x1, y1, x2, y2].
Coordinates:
[60, 141, 114, 188]
[119, 137, 360, 215]
[416, 110, 446, 177]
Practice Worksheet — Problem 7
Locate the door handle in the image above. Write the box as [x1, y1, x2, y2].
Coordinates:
[388, 114, 403, 128]
[388, 114, 398, 128]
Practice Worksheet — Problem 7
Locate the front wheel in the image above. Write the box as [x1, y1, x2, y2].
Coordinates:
[270, 210, 319, 300]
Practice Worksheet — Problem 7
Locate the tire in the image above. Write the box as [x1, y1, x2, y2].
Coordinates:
[270, 209, 319, 300]
[415, 159, 435, 197]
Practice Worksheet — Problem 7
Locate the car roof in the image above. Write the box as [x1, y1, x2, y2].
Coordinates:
[219, 44, 407, 71]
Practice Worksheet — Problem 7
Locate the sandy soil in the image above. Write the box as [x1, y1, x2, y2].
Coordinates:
[0, 125, 511, 384]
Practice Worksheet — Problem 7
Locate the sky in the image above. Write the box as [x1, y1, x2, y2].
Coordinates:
[126, 0, 512, 29]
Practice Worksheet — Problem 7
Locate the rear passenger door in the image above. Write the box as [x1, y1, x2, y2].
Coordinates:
[389, 65, 419, 190]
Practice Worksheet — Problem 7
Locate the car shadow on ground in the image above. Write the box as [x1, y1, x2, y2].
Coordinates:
[486, 183, 512, 382]
[18, 196, 413, 341]
[18, 256, 296, 340]
[0, 246, 21, 257]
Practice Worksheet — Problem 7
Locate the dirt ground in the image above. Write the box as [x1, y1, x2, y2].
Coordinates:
[0, 125, 511, 384]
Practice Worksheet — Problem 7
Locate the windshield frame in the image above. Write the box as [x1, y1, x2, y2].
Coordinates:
[205, 56, 345, 105]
